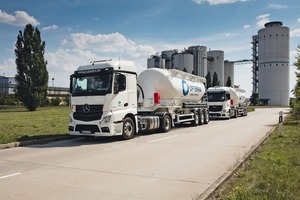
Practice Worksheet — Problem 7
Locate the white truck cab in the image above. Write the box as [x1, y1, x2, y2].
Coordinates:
[69, 60, 138, 139]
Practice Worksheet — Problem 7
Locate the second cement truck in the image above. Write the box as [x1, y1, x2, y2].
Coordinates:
[207, 86, 248, 119]
[69, 60, 209, 139]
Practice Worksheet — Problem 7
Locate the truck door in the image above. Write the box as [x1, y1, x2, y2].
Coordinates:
[111, 73, 129, 122]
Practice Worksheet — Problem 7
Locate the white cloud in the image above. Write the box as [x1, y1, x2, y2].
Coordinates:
[43, 32, 156, 86]
[256, 14, 270, 28]
[297, 18, 300, 23]
[0, 10, 40, 26]
[43, 25, 59, 30]
[225, 32, 238, 37]
[290, 28, 300, 37]
[243, 24, 250, 29]
[0, 58, 16, 77]
[70, 32, 155, 57]
[192, 0, 247, 5]
[267, 4, 287, 9]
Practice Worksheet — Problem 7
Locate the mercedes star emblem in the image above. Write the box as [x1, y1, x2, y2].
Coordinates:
[83, 104, 90, 113]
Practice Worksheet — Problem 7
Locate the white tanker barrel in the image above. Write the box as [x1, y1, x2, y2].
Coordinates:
[137, 68, 206, 110]
[234, 87, 247, 105]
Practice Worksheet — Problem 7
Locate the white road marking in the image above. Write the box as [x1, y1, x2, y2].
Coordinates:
[0, 172, 21, 180]
[147, 135, 178, 143]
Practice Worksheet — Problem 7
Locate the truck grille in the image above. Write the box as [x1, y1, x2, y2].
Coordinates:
[73, 105, 103, 122]
[209, 105, 223, 112]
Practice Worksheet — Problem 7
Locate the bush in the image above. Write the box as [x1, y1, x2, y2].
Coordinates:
[0, 94, 18, 105]
[50, 97, 61, 106]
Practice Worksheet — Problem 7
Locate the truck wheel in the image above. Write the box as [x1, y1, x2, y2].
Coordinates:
[204, 109, 209, 124]
[160, 114, 171, 132]
[191, 111, 199, 126]
[199, 111, 204, 125]
[122, 117, 135, 140]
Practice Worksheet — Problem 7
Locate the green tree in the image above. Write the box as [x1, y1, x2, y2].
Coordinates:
[250, 93, 259, 106]
[226, 76, 232, 87]
[212, 72, 220, 87]
[205, 71, 212, 89]
[292, 44, 300, 118]
[15, 24, 48, 111]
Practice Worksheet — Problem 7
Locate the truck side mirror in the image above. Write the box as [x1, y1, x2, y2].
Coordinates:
[69, 75, 74, 93]
[226, 93, 231, 100]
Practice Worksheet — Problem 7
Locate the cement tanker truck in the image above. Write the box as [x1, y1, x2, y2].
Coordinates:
[69, 60, 209, 139]
[206, 86, 248, 119]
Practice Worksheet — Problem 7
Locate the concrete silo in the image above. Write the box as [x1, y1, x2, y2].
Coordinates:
[207, 50, 225, 86]
[147, 55, 165, 69]
[224, 61, 234, 87]
[258, 21, 290, 106]
[173, 53, 194, 73]
[187, 46, 207, 77]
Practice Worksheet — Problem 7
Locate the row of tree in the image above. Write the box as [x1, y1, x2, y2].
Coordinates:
[205, 71, 232, 89]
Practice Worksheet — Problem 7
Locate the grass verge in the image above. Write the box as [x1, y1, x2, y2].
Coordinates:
[0, 106, 69, 144]
[211, 115, 300, 200]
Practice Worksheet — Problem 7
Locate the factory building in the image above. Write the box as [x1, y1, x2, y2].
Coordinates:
[253, 21, 290, 106]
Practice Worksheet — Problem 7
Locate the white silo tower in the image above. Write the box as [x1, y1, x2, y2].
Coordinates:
[161, 50, 178, 69]
[207, 50, 225, 86]
[147, 55, 165, 69]
[187, 46, 207, 77]
[224, 61, 234, 87]
[258, 21, 290, 106]
[173, 53, 194, 73]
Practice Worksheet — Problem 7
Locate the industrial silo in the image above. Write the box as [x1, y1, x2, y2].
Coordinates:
[161, 50, 178, 69]
[187, 45, 207, 77]
[147, 55, 165, 69]
[224, 61, 234, 87]
[258, 21, 290, 106]
[173, 53, 194, 73]
[207, 50, 225, 86]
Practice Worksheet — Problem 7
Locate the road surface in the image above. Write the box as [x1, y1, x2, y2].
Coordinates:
[0, 108, 289, 200]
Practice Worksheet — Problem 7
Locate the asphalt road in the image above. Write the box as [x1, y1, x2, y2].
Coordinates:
[0, 108, 289, 200]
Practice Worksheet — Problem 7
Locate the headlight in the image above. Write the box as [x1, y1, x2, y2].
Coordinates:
[100, 115, 111, 125]
[71, 105, 76, 112]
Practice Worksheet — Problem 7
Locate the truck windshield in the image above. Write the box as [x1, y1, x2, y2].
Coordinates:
[207, 91, 225, 102]
[71, 71, 112, 96]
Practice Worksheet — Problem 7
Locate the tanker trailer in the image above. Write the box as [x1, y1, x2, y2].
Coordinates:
[137, 68, 209, 132]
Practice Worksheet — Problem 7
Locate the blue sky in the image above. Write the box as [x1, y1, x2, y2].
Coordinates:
[1, 0, 300, 97]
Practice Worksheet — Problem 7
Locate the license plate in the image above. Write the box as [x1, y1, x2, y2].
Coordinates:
[81, 130, 92, 134]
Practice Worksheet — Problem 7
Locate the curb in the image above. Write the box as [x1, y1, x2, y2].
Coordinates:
[0, 135, 74, 150]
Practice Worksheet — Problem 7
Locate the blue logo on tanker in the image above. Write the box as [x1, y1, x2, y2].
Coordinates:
[182, 80, 189, 96]
[182, 79, 202, 96]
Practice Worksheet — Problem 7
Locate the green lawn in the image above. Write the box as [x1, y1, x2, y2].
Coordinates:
[0, 106, 69, 144]
[212, 116, 300, 200]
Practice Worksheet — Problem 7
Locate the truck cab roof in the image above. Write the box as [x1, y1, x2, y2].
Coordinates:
[77, 60, 136, 73]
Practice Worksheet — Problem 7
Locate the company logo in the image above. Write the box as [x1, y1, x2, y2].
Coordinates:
[83, 104, 90, 113]
[182, 80, 189, 96]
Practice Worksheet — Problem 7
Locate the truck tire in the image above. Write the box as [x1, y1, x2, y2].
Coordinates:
[122, 117, 135, 140]
[191, 111, 199, 126]
[199, 110, 204, 125]
[203, 109, 209, 124]
[160, 114, 172, 133]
